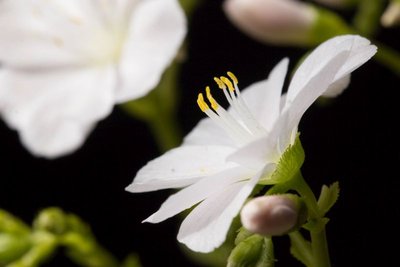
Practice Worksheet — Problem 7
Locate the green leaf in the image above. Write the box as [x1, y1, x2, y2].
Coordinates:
[228, 235, 274, 267]
[317, 182, 340, 217]
[259, 134, 305, 185]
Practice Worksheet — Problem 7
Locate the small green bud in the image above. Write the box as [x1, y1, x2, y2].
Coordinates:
[240, 194, 307, 236]
[33, 207, 67, 235]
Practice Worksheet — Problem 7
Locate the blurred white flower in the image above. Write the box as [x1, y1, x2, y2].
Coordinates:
[0, 0, 186, 158]
[223, 0, 316, 45]
[126, 35, 376, 253]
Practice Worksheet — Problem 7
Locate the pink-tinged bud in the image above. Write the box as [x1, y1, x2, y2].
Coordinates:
[223, 0, 316, 46]
[240, 195, 305, 236]
[381, 1, 400, 27]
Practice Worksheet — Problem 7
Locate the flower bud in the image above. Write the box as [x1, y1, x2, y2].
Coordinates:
[240, 194, 306, 236]
[33, 208, 67, 235]
[381, 1, 400, 27]
[223, 0, 316, 46]
[223, 0, 352, 46]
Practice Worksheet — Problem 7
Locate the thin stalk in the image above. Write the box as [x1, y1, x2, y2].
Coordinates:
[148, 112, 182, 151]
[291, 172, 331, 267]
[374, 41, 400, 76]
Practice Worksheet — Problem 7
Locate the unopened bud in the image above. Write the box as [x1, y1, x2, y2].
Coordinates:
[223, 0, 352, 47]
[381, 1, 400, 27]
[240, 195, 306, 236]
[33, 207, 67, 235]
[223, 0, 316, 46]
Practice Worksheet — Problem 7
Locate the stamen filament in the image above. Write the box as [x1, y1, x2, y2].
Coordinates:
[197, 72, 268, 145]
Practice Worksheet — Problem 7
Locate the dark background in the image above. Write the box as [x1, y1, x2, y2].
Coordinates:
[1, 0, 399, 266]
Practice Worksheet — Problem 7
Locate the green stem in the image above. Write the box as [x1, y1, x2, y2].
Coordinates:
[353, 0, 385, 37]
[310, 228, 330, 267]
[289, 231, 313, 266]
[291, 172, 331, 267]
[61, 232, 119, 267]
[373, 41, 400, 76]
[148, 111, 182, 152]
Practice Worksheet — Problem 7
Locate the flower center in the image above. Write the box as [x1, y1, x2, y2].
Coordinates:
[197, 72, 267, 146]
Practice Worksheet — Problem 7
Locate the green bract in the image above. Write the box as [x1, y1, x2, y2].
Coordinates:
[228, 235, 274, 267]
[259, 134, 305, 185]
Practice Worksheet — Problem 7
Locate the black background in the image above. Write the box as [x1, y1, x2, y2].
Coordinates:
[1, 0, 399, 266]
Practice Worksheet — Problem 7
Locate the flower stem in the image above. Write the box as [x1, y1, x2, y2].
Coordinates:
[310, 228, 330, 267]
[373, 41, 400, 77]
[352, 0, 385, 37]
[148, 112, 182, 151]
[291, 172, 331, 267]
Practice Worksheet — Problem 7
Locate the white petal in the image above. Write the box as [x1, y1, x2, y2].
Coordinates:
[143, 167, 251, 223]
[183, 118, 235, 147]
[125, 145, 237, 192]
[177, 171, 261, 253]
[239, 58, 289, 131]
[283, 51, 350, 135]
[331, 36, 377, 82]
[0, 0, 123, 68]
[226, 133, 280, 170]
[0, 66, 115, 158]
[323, 74, 351, 98]
[285, 35, 373, 105]
[115, 0, 187, 102]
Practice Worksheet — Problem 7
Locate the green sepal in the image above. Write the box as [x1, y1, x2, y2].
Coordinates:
[234, 227, 253, 245]
[317, 182, 340, 217]
[228, 235, 274, 267]
[259, 134, 305, 185]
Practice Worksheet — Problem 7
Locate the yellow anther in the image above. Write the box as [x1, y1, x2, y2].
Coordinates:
[206, 86, 219, 111]
[197, 93, 210, 112]
[220, 76, 235, 92]
[227, 71, 238, 84]
[214, 77, 226, 90]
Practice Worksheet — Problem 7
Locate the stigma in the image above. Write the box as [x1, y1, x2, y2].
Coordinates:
[197, 72, 266, 145]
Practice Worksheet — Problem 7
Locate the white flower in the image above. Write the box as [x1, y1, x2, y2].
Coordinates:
[0, 0, 186, 158]
[126, 35, 376, 253]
